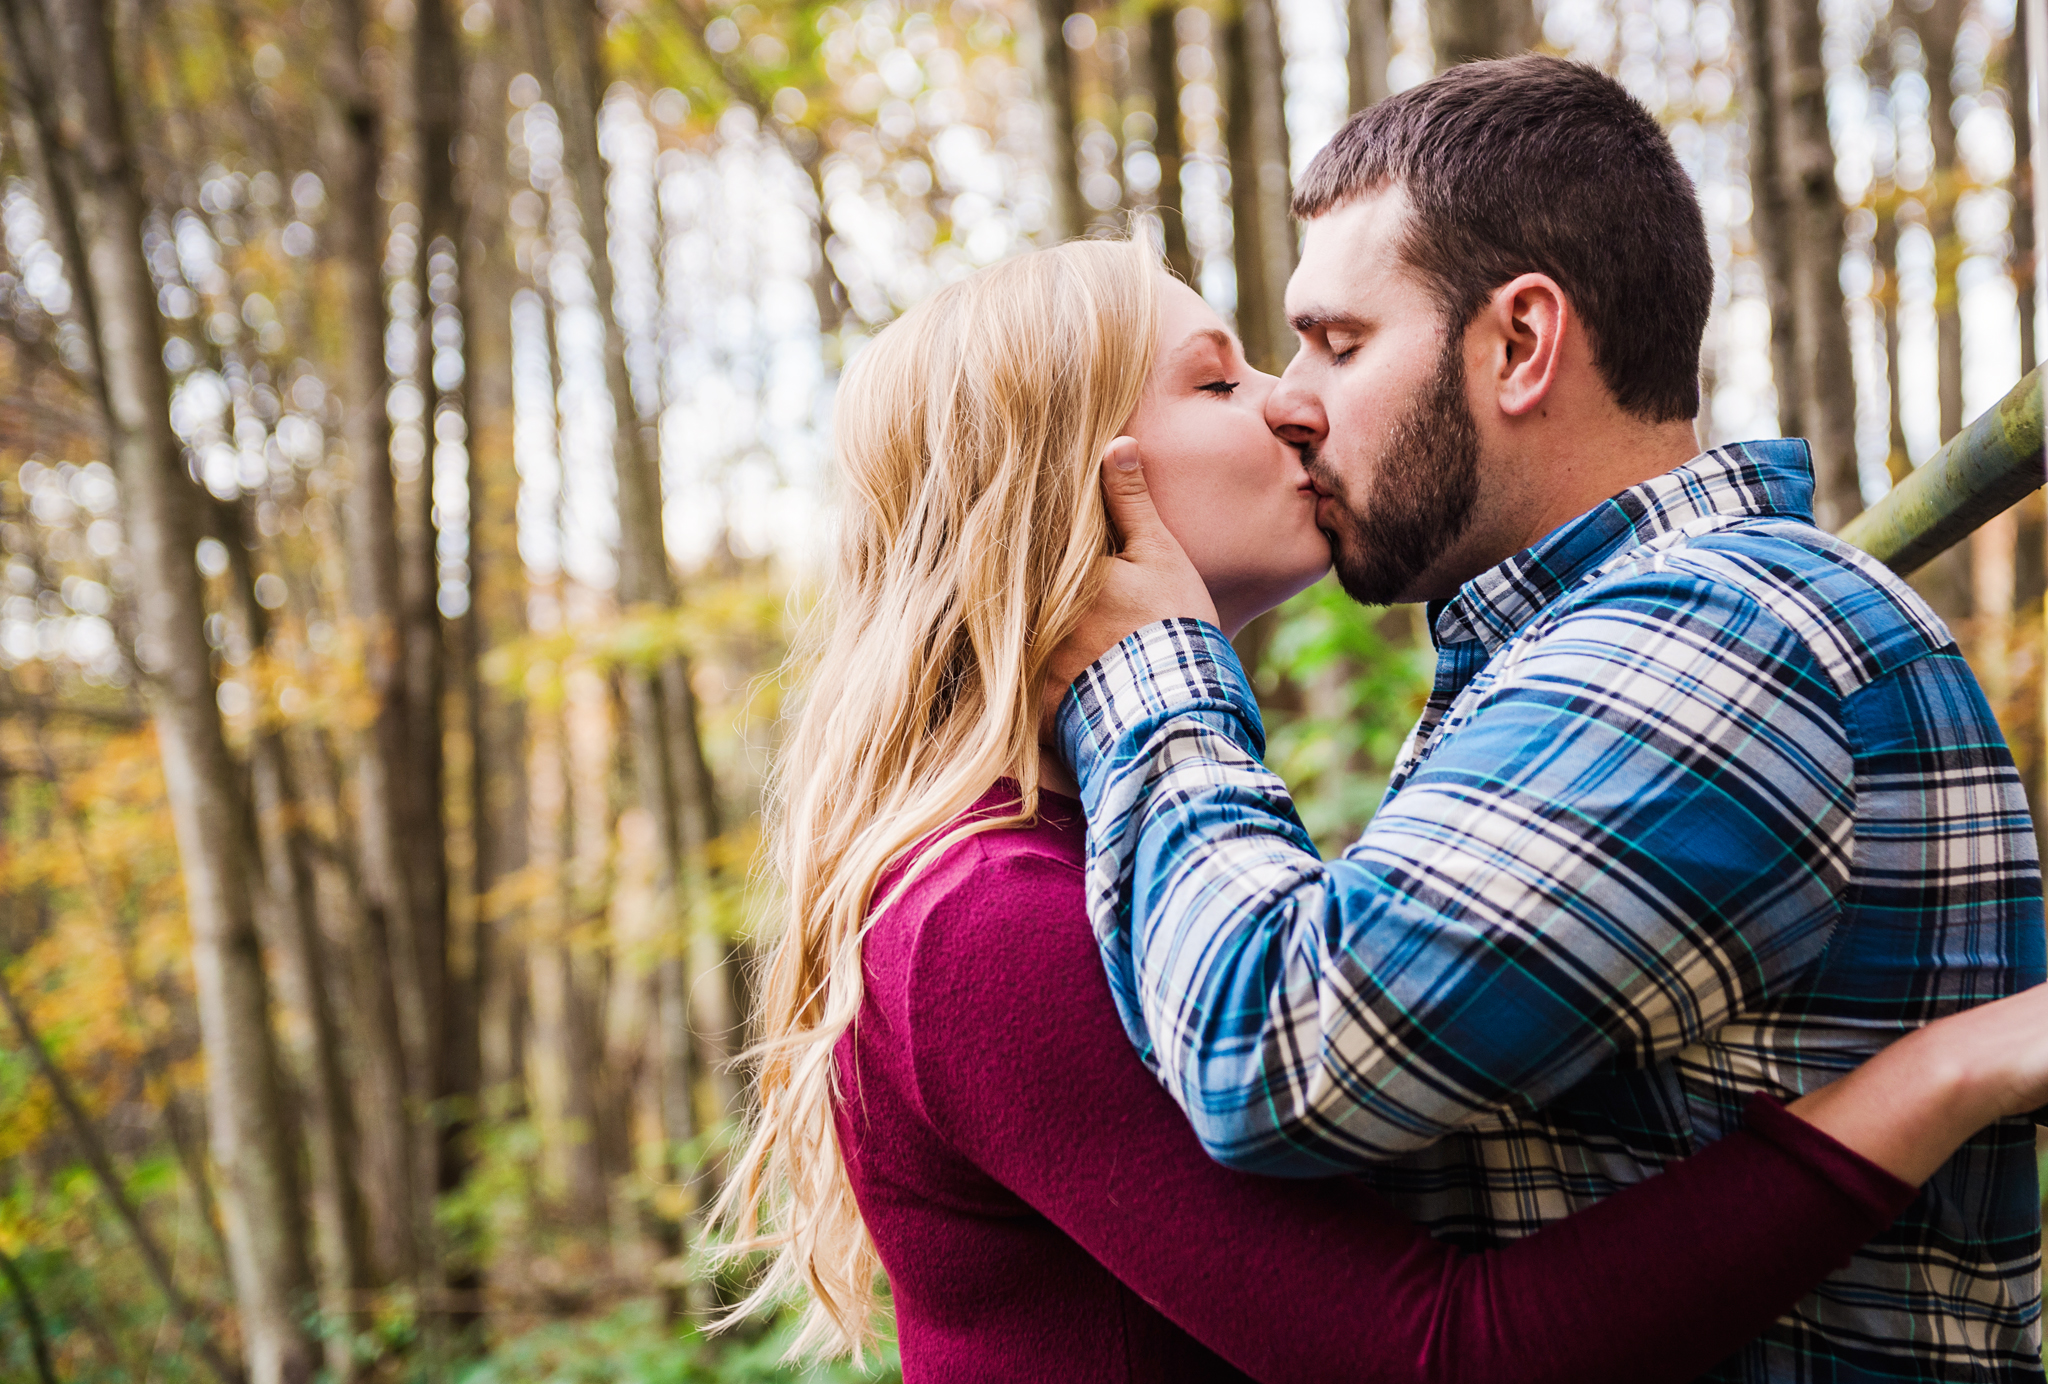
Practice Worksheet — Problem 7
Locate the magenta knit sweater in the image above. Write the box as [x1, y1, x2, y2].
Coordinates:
[833, 786, 1914, 1384]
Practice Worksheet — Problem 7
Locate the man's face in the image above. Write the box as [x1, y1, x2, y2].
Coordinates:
[1267, 188, 1485, 607]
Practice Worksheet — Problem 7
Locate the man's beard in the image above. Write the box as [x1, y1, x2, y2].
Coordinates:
[1304, 333, 1482, 607]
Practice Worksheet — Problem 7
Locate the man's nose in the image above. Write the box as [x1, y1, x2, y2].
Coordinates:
[1265, 356, 1327, 449]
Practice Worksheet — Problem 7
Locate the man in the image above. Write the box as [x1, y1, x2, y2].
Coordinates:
[1054, 56, 2044, 1382]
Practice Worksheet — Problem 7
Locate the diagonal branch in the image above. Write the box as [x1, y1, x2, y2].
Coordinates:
[0, 1244, 58, 1384]
[662, 0, 850, 330]
[0, 944, 245, 1384]
[0, 0, 110, 409]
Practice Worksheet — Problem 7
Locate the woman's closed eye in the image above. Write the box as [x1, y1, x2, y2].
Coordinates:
[1197, 379, 1240, 398]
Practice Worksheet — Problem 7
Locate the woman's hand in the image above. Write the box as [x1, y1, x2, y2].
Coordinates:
[1786, 981, 2048, 1186]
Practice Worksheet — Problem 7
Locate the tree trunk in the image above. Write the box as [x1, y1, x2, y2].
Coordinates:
[528, 695, 611, 1227]
[1970, 5, 2038, 716]
[2030, 0, 2048, 339]
[1221, 13, 1265, 365]
[1909, 0, 1973, 620]
[1348, 0, 1393, 110]
[2013, 1, 2036, 380]
[1219, 0, 1294, 371]
[534, 0, 733, 1191]
[1971, 510, 2018, 702]
[248, 734, 369, 1379]
[14, 2, 320, 1377]
[1427, 0, 1533, 68]
[221, 517, 371, 1382]
[2015, 0, 2048, 863]
[1027, 0, 1085, 241]
[1146, 5, 1195, 281]
[668, 663, 741, 1129]
[409, 0, 461, 1230]
[323, 0, 433, 1281]
[1743, 0, 1859, 519]
[413, 7, 487, 1336]
[1916, 0, 1966, 446]
[1878, 206, 1909, 485]
[460, 19, 530, 1110]
[1740, 0, 1803, 448]
[2024, 0, 2048, 874]
[1764, 0, 1859, 528]
[1243, 0, 1294, 370]
[292, 728, 416, 1286]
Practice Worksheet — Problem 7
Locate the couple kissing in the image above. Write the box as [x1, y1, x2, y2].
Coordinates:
[721, 54, 2048, 1384]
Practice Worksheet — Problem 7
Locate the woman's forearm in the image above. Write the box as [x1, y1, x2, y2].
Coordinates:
[1786, 983, 2048, 1185]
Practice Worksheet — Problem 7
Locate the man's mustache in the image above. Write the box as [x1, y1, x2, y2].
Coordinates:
[1296, 442, 1343, 503]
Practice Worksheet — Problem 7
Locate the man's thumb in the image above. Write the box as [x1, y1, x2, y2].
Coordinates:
[1100, 437, 1167, 553]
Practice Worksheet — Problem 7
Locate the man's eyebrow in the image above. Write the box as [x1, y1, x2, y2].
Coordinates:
[1288, 308, 1366, 334]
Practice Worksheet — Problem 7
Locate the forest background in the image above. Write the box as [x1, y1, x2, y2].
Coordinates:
[0, 0, 2040, 1374]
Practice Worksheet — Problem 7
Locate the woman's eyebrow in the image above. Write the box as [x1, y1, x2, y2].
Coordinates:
[1170, 327, 1235, 365]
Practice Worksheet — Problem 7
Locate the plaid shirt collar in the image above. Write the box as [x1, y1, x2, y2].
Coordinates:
[1427, 439, 1818, 658]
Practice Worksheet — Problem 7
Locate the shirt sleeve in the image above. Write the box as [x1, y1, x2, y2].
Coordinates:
[905, 852, 1914, 1384]
[1057, 565, 1858, 1174]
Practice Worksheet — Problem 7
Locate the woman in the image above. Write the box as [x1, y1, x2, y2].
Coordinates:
[717, 238, 2048, 1382]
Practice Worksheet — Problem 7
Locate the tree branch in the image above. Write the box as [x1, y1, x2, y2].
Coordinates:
[0, 1244, 59, 1384]
[0, 946, 245, 1384]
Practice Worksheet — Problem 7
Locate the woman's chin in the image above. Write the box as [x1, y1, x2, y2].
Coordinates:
[1273, 553, 1334, 604]
[1208, 560, 1335, 637]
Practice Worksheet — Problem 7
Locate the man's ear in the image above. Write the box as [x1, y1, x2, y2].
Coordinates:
[1485, 274, 1567, 418]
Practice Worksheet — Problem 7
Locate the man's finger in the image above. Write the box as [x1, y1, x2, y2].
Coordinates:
[1100, 437, 1172, 557]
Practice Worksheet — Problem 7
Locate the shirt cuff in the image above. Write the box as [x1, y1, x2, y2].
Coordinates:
[1056, 618, 1258, 798]
[1740, 1091, 1919, 1219]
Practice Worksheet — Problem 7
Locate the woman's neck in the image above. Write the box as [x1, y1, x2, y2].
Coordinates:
[1036, 750, 1081, 799]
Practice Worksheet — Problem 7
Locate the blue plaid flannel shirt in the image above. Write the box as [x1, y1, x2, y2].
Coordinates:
[1058, 441, 2044, 1383]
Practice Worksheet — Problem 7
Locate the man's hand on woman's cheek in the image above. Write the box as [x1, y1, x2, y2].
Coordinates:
[1046, 437, 1219, 702]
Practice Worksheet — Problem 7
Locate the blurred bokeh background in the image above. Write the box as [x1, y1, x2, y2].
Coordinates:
[0, 0, 2040, 1377]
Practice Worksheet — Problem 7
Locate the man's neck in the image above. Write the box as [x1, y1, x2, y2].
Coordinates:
[1500, 416, 1704, 554]
[1415, 416, 1703, 602]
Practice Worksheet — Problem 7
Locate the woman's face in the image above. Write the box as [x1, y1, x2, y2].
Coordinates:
[1122, 276, 1332, 635]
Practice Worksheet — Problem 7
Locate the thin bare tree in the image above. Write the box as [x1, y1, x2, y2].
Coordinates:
[321, 0, 436, 1281]
[1, 1, 321, 1377]
[1028, 0, 1085, 240]
[409, 0, 463, 1231]
[1903, 0, 1974, 617]
[1428, 0, 1534, 68]
[526, 0, 741, 1180]
[1349, 0, 1394, 109]
[1742, 0, 1860, 527]
[461, 2, 532, 1114]
[1143, 3, 1195, 280]
[1219, 0, 1294, 371]
[218, 512, 371, 1381]
[2011, 3, 2036, 379]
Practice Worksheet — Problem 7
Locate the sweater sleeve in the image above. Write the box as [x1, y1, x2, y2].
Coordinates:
[906, 850, 1917, 1384]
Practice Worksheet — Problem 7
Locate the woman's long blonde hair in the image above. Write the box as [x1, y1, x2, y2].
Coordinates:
[714, 237, 1161, 1355]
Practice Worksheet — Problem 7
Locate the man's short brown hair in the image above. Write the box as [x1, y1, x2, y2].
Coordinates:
[1293, 56, 1711, 423]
